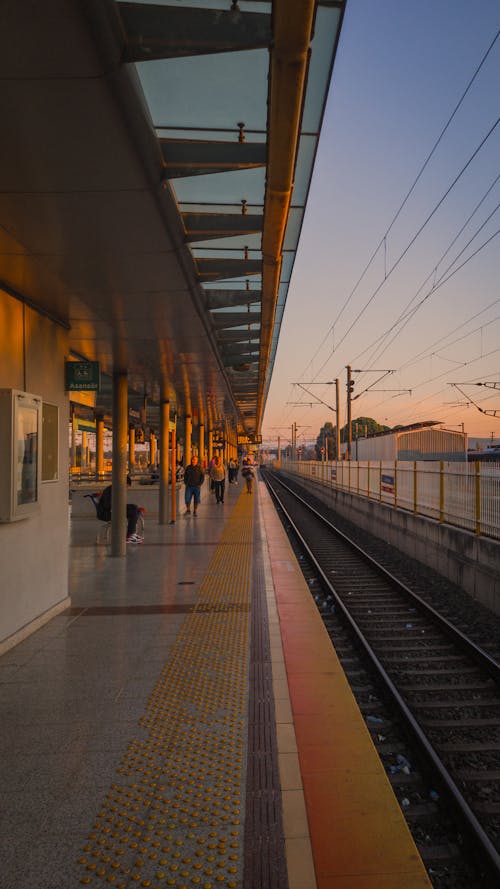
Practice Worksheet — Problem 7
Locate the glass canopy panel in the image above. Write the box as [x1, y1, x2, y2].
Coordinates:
[301, 6, 342, 132]
[202, 281, 261, 291]
[172, 167, 266, 205]
[188, 233, 262, 250]
[279, 253, 295, 283]
[136, 49, 269, 131]
[156, 129, 267, 143]
[211, 307, 261, 316]
[283, 207, 305, 251]
[179, 203, 264, 213]
[291, 135, 318, 205]
[191, 247, 262, 259]
[203, 274, 262, 286]
[276, 282, 288, 309]
[130, 0, 271, 11]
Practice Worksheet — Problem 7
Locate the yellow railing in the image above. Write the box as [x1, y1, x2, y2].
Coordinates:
[279, 459, 500, 541]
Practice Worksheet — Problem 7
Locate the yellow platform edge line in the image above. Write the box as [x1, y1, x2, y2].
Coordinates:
[258, 481, 433, 889]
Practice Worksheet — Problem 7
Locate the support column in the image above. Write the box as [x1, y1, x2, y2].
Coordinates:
[184, 415, 192, 467]
[81, 431, 88, 470]
[159, 400, 170, 525]
[71, 408, 77, 474]
[346, 364, 353, 461]
[198, 423, 205, 466]
[170, 426, 177, 524]
[150, 433, 157, 468]
[111, 372, 128, 557]
[335, 378, 341, 460]
[128, 426, 136, 470]
[208, 424, 213, 463]
[96, 415, 105, 480]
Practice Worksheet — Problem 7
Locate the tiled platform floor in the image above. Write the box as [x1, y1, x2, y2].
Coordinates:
[0, 476, 431, 889]
[1, 480, 262, 889]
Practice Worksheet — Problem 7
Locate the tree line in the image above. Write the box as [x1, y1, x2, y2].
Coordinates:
[311, 416, 389, 460]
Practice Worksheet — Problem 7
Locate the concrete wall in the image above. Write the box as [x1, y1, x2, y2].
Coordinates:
[0, 290, 70, 653]
[279, 467, 500, 616]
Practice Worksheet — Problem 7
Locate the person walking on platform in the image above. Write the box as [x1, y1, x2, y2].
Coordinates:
[209, 454, 226, 503]
[183, 455, 205, 515]
[228, 457, 237, 484]
[241, 458, 256, 494]
[97, 475, 142, 543]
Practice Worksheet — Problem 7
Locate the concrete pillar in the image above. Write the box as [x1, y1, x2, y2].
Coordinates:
[159, 401, 170, 525]
[96, 415, 105, 479]
[150, 433, 157, 468]
[198, 423, 205, 466]
[184, 415, 192, 466]
[170, 426, 177, 524]
[128, 426, 136, 469]
[71, 409, 77, 472]
[111, 372, 128, 557]
[81, 431, 87, 470]
[208, 425, 213, 463]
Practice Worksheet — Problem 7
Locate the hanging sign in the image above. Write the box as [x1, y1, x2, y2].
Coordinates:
[65, 361, 100, 391]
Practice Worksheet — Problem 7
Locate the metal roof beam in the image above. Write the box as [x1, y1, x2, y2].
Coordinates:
[220, 346, 260, 359]
[212, 311, 261, 329]
[204, 289, 262, 310]
[119, 3, 272, 62]
[197, 259, 261, 281]
[183, 213, 264, 242]
[222, 356, 259, 366]
[161, 141, 266, 179]
[216, 331, 260, 344]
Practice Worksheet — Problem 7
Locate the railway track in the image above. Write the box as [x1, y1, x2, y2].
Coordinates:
[263, 468, 500, 889]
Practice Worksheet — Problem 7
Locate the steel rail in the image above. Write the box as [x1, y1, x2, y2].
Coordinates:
[267, 470, 500, 682]
[264, 468, 500, 885]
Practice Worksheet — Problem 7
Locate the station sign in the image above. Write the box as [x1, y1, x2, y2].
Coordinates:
[237, 434, 262, 445]
[65, 361, 100, 391]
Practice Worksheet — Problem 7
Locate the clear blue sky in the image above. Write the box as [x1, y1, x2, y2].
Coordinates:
[263, 0, 500, 445]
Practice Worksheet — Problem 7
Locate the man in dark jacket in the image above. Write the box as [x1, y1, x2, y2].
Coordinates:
[183, 455, 205, 515]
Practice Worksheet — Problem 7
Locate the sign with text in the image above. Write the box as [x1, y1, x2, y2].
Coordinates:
[65, 361, 100, 391]
[381, 473, 395, 494]
[237, 434, 262, 445]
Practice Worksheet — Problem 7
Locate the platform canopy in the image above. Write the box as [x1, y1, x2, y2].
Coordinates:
[0, 0, 345, 436]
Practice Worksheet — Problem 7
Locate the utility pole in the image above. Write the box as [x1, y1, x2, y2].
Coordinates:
[335, 378, 341, 459]
[346, 365, 354, 460]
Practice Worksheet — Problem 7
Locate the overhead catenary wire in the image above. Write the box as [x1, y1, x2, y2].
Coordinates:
[354, 213, 500, 379]
[351, 172, 500, 368]
[297, 29, 500, 383]
[311, 116, 500, 387]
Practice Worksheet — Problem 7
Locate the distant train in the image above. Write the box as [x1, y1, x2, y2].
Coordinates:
[467, 447, 500, 463]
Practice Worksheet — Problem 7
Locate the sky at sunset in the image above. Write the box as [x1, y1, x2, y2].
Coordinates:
[262, 0, 500, 448]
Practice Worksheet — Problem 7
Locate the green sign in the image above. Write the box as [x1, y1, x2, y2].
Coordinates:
[65, 361, 100, 391]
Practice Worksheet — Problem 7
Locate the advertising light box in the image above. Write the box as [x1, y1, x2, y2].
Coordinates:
[0, 390, 42, 522]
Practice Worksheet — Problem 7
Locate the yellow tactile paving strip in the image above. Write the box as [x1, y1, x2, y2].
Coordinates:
[78, 495, 254, 889]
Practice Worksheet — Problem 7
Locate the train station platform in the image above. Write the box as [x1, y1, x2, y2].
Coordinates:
[0, 476, 431, 889]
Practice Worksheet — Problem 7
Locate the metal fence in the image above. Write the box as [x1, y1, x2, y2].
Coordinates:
[279, 459, 500, 541]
